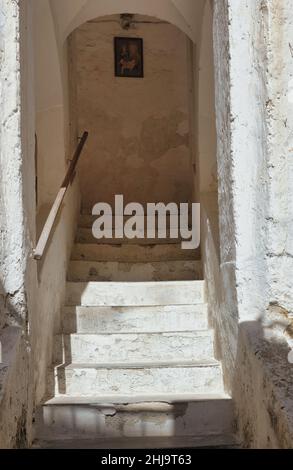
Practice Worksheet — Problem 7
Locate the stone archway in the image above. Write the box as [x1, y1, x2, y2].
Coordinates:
[50, 0, 206, 45]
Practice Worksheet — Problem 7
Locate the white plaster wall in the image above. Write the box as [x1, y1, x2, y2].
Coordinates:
[208, 0, 293, 448]
[210, 0, 272, 444]
[0, 0, 34, 330]
[265, 0, 293, 315]
[0, 0, 36, 447]
[0, 0, 82, 447]
[232, 0, 293, 447]
[209, 0, 269, 386]
[71, 16, 193, 210]
[33, 0, 67, 210]
[32, 0, 82, 406]
[33, 182, 80, 404]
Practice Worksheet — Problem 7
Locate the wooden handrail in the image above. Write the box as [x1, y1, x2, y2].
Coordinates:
[34, 131, 89, 260]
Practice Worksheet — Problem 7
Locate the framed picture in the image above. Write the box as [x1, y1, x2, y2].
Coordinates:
[114, 37, 144, 78]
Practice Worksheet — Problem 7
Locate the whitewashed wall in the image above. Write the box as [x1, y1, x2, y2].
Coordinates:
[208, 0, 293, 448]
[0, 0, 81, 447]
[33, 0, 67, 210]
[0, 0, 35, 447]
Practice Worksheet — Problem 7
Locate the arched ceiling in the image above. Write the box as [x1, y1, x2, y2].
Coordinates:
[49, 0, 206, 44]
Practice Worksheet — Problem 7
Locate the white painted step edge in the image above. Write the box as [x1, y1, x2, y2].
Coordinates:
[44, 392, 232, 406]
[33, 434, 239, 449]
[36, 394, 234, 440]
[52, 359, 221, 369]
[61, 304, 209, 333]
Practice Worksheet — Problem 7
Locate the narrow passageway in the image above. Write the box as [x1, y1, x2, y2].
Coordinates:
[33, 6, 235, 449]
[6, 0, 293, 451]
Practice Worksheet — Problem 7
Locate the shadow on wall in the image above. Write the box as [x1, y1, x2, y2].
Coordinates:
[0, 285, 32, 449]
[232, 319, 293, 449]
[200, 194, 293, 448]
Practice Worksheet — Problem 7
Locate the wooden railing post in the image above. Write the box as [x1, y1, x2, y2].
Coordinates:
[34, 131, 88, 260]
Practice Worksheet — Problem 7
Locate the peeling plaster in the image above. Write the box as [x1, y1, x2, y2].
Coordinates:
[206, 0, 293, 448]
[71, 16, 193, 210]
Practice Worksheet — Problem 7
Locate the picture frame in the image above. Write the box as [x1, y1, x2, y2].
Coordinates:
[114, 37, 144, 78]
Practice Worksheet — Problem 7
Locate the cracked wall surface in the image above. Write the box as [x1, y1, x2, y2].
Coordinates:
[265, 0, 293, 315]
[0, 0, 35, 448]
[70, 15, 193, 211]
[208, 0, 293, 448]
[0, 0, 81, 448]
[0, 0, 29, 331]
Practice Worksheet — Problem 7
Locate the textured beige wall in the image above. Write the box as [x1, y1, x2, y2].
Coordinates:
[198, 0, 217, 193]
[33, 0, 68, 210]
[0, 0, 35, 447]
[70, 16, 193, 211]
[32, 0, 82, 409]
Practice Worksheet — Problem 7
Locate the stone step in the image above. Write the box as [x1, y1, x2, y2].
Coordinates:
[76, 228, 188, 245]
[72, 243, 200, 262]
[62, 304, 209, 334]
[53, 331, 214, 364]
[65, 281, 206, 306]
[49, 361, 223, 396]
[78, 214, 193, 229]
[34, 434, 238, 449]
[67, 260, 202, 282]
[36, 394, 234, 441]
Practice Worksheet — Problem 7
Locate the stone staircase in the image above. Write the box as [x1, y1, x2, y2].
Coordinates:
[35, 214, 236, 448]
